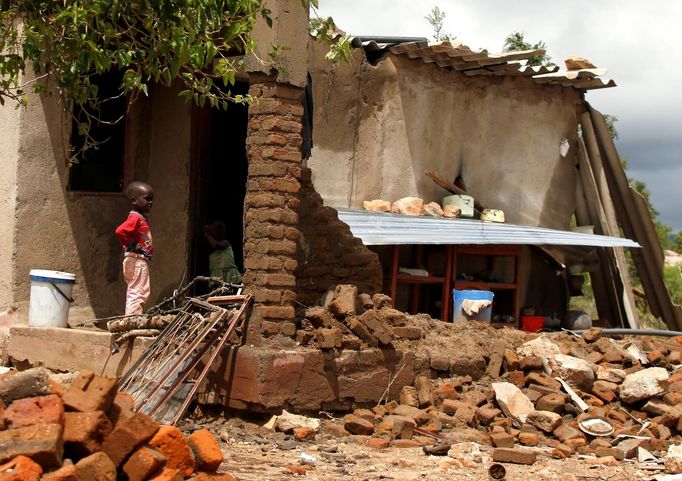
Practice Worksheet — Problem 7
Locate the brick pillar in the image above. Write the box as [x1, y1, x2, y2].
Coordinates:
[243, 74, 305, 343]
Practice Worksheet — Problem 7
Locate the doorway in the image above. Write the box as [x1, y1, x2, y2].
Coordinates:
[189, 82, 249, 284]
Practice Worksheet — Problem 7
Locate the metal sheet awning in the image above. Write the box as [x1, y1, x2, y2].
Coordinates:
[337, 209, 640, 248]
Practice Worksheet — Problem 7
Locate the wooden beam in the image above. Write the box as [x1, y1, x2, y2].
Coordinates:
[576, 137, 638, 328]
[588, 105, 682, 331]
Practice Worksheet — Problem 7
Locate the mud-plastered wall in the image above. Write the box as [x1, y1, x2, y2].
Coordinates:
[308, 43, 582, 231]
[6, 78, 191, 321]
[0, 90, 21, 311]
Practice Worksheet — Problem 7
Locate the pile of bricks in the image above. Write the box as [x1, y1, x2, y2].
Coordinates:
[0, 368, 233, 480]
[308, 328, 682, 466]
[295, 285, 423, 350]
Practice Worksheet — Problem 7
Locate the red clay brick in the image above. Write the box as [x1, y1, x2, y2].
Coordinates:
[147, 467, 184, 481]
[0, 455, 42, 481]
[293, 427, 316, 442]
[188, 429, 223, 472]
[492, 447, 537, 465]
[366, 438, 391, 449]
[63, 411, 113, 458]
[107, 392, 135, 426]
[101, 412, 159, 467]
[0, 368, 50, 404]
[507, 371, 526, 388]
[40, 464, 78, 481]
[73, 452, 116, 481]
[0, 423, 63, 468]
[123, 447, 167, 481]
[61, 370, 117, 413]
[149, 426, 196, 477]
[518, 432, 539, 446]
[490, 432, 515, 448]
[343, 414, 375, 435]
[4, 396, 64, 429]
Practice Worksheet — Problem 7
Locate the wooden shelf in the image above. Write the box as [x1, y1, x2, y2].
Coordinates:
[387, 244, 522, 324]
[397, 275, 445, 284]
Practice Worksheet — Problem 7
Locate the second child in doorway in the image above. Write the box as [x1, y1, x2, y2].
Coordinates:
[203, 220, 241, 284]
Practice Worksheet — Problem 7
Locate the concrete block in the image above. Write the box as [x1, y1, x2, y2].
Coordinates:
[6, 327, 151, 377]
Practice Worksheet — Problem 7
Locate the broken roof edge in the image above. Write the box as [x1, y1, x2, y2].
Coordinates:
[336, 209, 640, 249]
[349, 37, 616, 91]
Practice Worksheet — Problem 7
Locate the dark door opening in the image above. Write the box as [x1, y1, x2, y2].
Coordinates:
[189, 82, 249, 285]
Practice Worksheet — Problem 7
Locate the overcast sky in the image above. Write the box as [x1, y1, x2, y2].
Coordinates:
[317, 1, 682, 231]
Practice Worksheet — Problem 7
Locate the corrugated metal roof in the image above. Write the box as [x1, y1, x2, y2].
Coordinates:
[336, 209, 640, 248]
[356, 40, 615, 91]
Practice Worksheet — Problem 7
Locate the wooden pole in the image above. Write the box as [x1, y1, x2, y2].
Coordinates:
[588, 105, 682, 331]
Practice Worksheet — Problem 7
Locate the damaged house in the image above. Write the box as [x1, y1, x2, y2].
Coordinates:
[1, 2, 679, 413]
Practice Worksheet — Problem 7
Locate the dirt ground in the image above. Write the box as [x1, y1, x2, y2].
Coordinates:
[186, 417, 656, 481]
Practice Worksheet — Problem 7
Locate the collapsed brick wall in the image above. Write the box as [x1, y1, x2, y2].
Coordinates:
[242, 73, 381, 344]
[295, 167, 383, 307]
[242, 74, 305, 344]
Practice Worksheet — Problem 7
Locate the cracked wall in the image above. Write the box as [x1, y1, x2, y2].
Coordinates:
[307, 42, 583, 231]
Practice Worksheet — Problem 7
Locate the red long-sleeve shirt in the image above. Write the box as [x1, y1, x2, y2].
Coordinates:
[115, 211, 153, 259]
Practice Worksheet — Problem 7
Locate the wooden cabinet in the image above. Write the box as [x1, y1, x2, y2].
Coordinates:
[387, 244, 522, 324]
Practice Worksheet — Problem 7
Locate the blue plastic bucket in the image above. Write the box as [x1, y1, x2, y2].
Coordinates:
[453, 289, 494, 323]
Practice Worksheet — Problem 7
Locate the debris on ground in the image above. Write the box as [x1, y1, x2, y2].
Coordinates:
[0, 367, 234, 480]
[287, 288, 682, 479]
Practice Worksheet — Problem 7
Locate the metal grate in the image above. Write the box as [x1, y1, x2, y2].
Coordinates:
[119, 295, 252, 424]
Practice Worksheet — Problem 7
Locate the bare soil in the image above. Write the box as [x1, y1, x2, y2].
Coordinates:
[186, 417, 654, 481]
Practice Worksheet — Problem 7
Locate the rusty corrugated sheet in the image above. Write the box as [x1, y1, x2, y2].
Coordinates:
[337, 209, 640, 248]
[379, 40, 615, 90]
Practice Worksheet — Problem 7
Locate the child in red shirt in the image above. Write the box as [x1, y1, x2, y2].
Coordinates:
[115, 181, 154, 315]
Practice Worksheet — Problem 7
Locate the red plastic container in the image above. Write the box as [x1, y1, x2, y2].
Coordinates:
[521, 316, 544, 333]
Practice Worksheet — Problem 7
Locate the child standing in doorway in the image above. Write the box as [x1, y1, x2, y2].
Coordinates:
[115, 181, 154, 315]
[203, 220, 241, 284]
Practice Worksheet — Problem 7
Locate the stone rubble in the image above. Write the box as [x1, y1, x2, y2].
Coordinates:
[291, 309, 682, 473]
[0, 368, 234, 480]
[6, 282, 682, 477]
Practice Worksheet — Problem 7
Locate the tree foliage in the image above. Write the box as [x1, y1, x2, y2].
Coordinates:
[0, 1, 274, 110]
[0, 0, 344, 156]
[603, 114, 619, 140]
[425, 6, 455, 43]
[503, 31, 553, 67]
[309, 14, 351, 65]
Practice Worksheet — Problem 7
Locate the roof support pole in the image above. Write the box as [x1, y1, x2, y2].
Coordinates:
[586, 105, 682, 331]
[575, 137, 636, 327]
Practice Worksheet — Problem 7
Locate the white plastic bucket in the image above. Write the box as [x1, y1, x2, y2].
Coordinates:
[28, 270, 75, 328]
